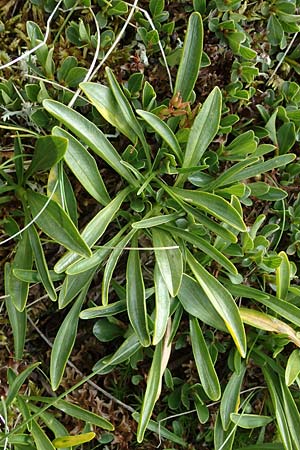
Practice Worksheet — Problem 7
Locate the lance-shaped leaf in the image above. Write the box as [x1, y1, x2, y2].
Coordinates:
[178, 274, 227, 331]
[152, 228, 183, 297]
[105, 68, 149, 157]
[53, 433, 95, 449]
[27, 223, 57, 301]
[31, 420, 56, 450]
[153, 264, 170, 345]
[53, 127, 110, 205]
[58, 267, 95, 309]
[80, 300, 127, 320]
[66, 228, 126, 275]
[216, 154, 295, 185]
[132, 412, 187, 446]
[29, 405, 70, 450]
[136, 109, 182, 163]
[50, 288, 86, 391]
[162, 224, 238, 275]
[263, 368, 293, 450]
[54, 400, 114, 431]
[176, 87, 222, 185]
[25, 136, 67, 180]
[169, 187, 246, 231]
[174, 12, 203, 102]
[4, 264, 27, 360]
[276, 251, 290, 300]
[285, 349, 300, 386]
[5, 362, 40, 408]
[190, 316, 221, 400]
[280, 377, 300, 449]
[8, 230, 33, 311]
[220, 364, 246, 431]
[239, 308, 300, 347]
[54, 186, 132, 273]
[230, 413, 272, 429]
[93, 332, 141, 372]
[80, 83, 137, 143]
[43, 99, 137, 186]
[137, 341, 163, 442]
[26, 190, 91, 258]
[126, 236, 150, 347]
[187, 252, 246, 357]
[225, 282, 300, 328]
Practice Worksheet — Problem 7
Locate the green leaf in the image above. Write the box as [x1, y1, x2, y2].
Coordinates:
[187, 252, 246, 357]
[174, 12, 203, 102]
[80, 83, 137, 143]
[225, 282, 300, 328]
[137, 341, 163, 442]
[26, 190, 91, 258]
[12, 269, 62, 283]
[132, 212, 182, 229]
[178, 274, 226, 330]
[54, 400, 114, 430]
[214, 411, 236, 450]
[93, 319, 123, 342]
[180, 202, 237, 243]
[105, 68, 149, 158]
[43, 99, 137, 186]
[208, 157, 259, 190]
[153, 264, 170, 345]
[102, 228, 136, 306]
[50, 289, 86, 391]
[4, 264, 27, 360]
[136, 109, 182, 163]
[276, 251, 290, 300]
[267, 15, 284, 46]
[25, 136, 67, 180]
[162, 224, 238, 275]
[5, 362, 40, 408]
[152, 228, 183, 297]
[31, 420, 56, 450]
[52, 127, 110, 205]
[80, 300, 127, 320]
[126, 236, 150, 347]
[285, 349, 300, 386]
[55, 187, 132, 273]
[263, 368, 293, 450]
[219, 154, 295, 185]
[93, 332, 141, 372]
[29, 405, 70, 450]
[220, 365, 246, 430]
[190, 316, 221, 400]
[169, 187, 246, 231]
[230, 413, 272, 429]
[280, 377, 300, 449]
[66, 228, 126, 275]
[132, 412, 187, 446]
[176, 87, 222, 185]
[27, 223, 57, 301]
[53, 433, 95, 448]
[8, 231, 33, 311]
[58, 267, 95, 309]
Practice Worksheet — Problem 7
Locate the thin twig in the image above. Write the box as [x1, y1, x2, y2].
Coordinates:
[68, 7, 101, 108]
[0, 180, 59, 246]
[90, 0, 139, 80]
[267, 32, 298, 85]
[0, 1, 63, 71]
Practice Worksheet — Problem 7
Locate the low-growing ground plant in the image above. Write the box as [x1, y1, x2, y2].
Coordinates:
[1, 1, 300, 449]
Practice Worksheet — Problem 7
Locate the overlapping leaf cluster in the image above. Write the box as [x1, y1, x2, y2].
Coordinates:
[1, 1, 300, 449]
